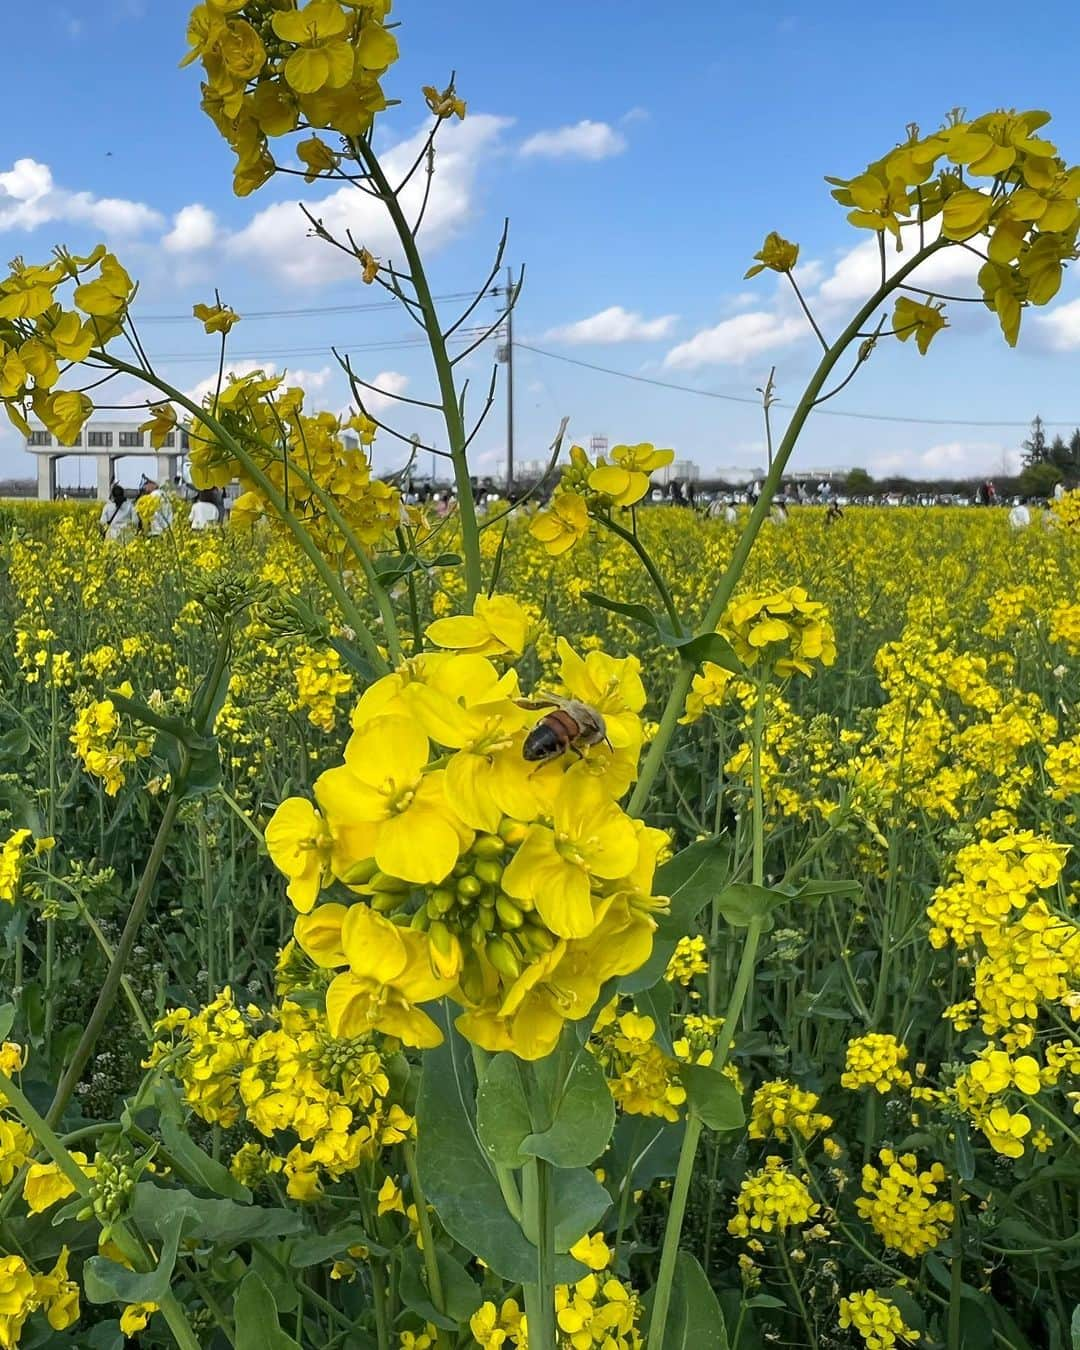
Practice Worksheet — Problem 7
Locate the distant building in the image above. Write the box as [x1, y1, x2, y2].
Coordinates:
[27, 419, 191, 502]
[657, 459, 701, 486]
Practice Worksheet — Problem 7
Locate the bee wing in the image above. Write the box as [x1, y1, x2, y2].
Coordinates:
[516, 694, 566, 711]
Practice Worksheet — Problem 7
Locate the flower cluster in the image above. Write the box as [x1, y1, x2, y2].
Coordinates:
[748, 1079, 833, 1142]
[293, 642, 354, 733]
[69, 693, 151, 797]
[590, 1008, 687, 1122]
[146, 989, 405, 1200]
[855, 1150, 954, 1257]
[728, 1156, 819, 1238]
[839, 1290, 919, 1350]
[183, 0, 402, 198]
[827, 109, 1080, 346]
[722, 587, 837, 678]
[840, 1034, 913, 1094]
[530, 443, 675, 556]
[0, 1250, 79, 1345]
[664, 934, 709, 986]
[266, 637, 666, 1060]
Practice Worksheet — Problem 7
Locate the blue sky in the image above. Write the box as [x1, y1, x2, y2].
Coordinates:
[9, 0, 1080, 485]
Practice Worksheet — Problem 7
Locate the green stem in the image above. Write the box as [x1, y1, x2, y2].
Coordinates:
[522, 1158, 557, 1350]
[402, 1141, 449, 1349]
[948, 1177, 963, 1350]
[352, 137, 484, 604]
[627, 239, 945, 819]
[601, 512, 683, 635]
[75, 901, 152, 1039]
[46, 788, 183, 1127]
[778, 1235, 818, 1350]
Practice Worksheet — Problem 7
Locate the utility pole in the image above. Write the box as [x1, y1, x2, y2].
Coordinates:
[497, 267, 515, 499]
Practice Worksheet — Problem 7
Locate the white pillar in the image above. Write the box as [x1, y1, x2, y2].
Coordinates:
[156, 452, 179, 484]
[96, 454, 112, 501]
[35, 454, 56, 501]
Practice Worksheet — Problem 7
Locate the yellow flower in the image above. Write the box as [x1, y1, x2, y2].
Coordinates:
[588, 443, 675, 508]
[34, 1246, 80, 1332]
[745, 231, 800, 277]
[23, 1153, 93, 1214]
[193, 300, 241, 334]
[423, 83, 466, 121]
[120, 1302, 159, 1337]
[839, 1290, 918, 1350]
[315, 716, 469, 885]
[317, 904, 456, 1047]
[893, 295, 947, 355]
[265, 797, 333, 913]
[139, 402, 178, 449]
[530, 490, 589, 556]
[980, 1105, 1031, 1158]
[426, 593, 533, 658]
[297, 134, 340, 182]
[502, 775, 639, 938]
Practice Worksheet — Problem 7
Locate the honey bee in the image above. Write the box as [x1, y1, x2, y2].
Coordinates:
[519, 694, 608, 763]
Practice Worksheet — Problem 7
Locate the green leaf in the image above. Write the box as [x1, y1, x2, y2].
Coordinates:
[633, 981, 675, 1057]
[609, 1116, 685, 1193]
[521, 1052, 615, 1168]
[399, 1246, 482, 1331]
[160, 1116, 252, 1202]
[476, 1053, 534, 1169]
[83, 1209, 186, 1305]
[582, 590, 661, 634]
[131, 1182, 305, 1246]
[0, 725, 30, 758]
[416, 1009, 584, 1285]
[1071, 1304, 1080, 1350]
[679, 1065, 745, 1131]
[647, 1251, 729, 1349]
[289, 1226, 387, 1268]
[0, 1004, 14, 1043]
[670, 631, 742, 673]
[715, 882, 788, 931]
[951, 1117, 975, 1183]
[234, 1271, 302, 1350]
[552, 1167, 611, 1252]
[654, 837, 733, 941]
[787, 878, 861, 901]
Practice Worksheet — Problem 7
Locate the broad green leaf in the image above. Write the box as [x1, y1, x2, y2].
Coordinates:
[552, 1166, 611, 1252]
[608, 1115, 685, 1195]
[680, 1064, 745, 1131]
[416, 1009, 584, 1285]
[0, 726, 30, 758]
[633, 981, 675, 1057]
[0, 1004, 14, 1043]
[234, 1271, 302, 1350]
[83, 1209, 186, 1305]
[655, 837, 733, 941]
[131, 1182, 305, 1246]
[670, 631, 742, 673]
[399, 1246, 482, 1331]
[521, 1052, 615, 1168]
[645, 1251, 729, 1349]
[160, 1115, 251, 1202]
[476, 1053, 533, 1169]
[290, 1225, 387, 1268]
[1071, 1304, 1080, 1350]
[715, 882, 787, 931]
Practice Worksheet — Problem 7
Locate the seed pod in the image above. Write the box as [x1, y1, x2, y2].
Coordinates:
[495, 896, 524, 930]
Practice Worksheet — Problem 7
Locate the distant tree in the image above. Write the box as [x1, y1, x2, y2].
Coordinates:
[1069, 428, 1080, 472]
[1050, 433, 1071, 471]
[845, 467, 874, 493]
[1022, 414, 1048, 465]
[1018, 460, 1063, 497]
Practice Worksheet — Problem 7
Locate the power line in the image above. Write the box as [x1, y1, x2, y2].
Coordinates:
[147, 326, 491, 366]
[516, 342, 1076, 430]
[134, 289, 486, 324]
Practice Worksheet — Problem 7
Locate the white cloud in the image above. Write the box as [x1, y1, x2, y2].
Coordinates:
[519, 120, 627, 161]
[0, 157, 162, 235]
[1033, 297, 1080, 350]
[163, 204, 219, 254]
[545, 306, 677, 344]
[815, 227, 976, 311]
[228, 115, 512, 286]
[350, 370, 410, 413]
[664, 311, 806, 368]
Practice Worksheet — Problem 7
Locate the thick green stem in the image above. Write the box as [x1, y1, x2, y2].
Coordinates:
[46, 789, 183, 1127]
[601, 512, 683, 635]
[352, 138, 484, 604]
[522, 1159, 557, 1350]
[646, 1113, 702, 1350]
[948, 1176, 963, 1350]
[628, 241, 945, 819]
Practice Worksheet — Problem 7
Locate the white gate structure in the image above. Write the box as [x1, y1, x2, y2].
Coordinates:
[26, 420, 190, 500]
